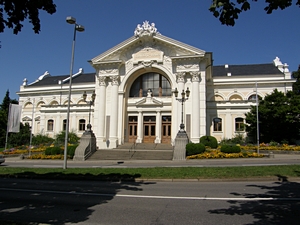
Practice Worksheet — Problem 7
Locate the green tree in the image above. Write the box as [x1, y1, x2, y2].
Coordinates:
[245, 89, 300, 144]
[0, 0, 56, 34]
[0, 90, 18, 147]
[209, 0, 300, 26]
[292, 65, 300, 95]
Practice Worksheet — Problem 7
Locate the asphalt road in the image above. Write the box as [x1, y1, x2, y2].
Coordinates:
[0, 178, 299, 224]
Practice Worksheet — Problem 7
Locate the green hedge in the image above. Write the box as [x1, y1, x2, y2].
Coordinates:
[200, 136, 218, 149]
[67, 145, 78, 158]
[45, 146, 63, 155]
[220, 144, 241, 153]
[186, 143, 206, 156]
[44, 145, 78, 158]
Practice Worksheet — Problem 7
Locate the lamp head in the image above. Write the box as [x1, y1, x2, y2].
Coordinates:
[83, 91, 87, 101]
[181, 90, 185, 98]
[66, 16, 76, 24]
[186, 87, 190, 98]
[91, 91, 96, 103]
[173, 88, 178, 98]
[76, 25, 85, 32]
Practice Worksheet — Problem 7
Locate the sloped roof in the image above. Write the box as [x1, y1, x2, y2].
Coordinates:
[212, 63, 283, 77]
[28, 73, 96, 87]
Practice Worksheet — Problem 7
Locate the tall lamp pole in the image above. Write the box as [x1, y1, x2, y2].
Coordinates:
[63, 16, 84, 170]
[82, 91, 96, 132]
[173, 87, 190, 136]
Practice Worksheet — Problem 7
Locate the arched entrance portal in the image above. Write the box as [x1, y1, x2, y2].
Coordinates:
[127, 72, 172, 144]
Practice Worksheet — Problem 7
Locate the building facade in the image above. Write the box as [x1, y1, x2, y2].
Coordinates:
[17, 21, 295, 149]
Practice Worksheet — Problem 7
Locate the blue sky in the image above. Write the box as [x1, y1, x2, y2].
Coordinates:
[1, 0, 299, 100]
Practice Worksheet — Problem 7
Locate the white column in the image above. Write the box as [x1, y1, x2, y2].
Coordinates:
[137, 110, 143, 143]
[109, 75, 119, 148]
[96, 76, 106, 148]
[155, 110, 161, 143]
[199, 62, 206, 137]
[175, 72, 186, 133]
[190, 72, 200, 143]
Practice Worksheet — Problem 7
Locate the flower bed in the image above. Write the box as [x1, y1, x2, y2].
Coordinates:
[241, 144, 300, 151]
[187, 150, 264, 159]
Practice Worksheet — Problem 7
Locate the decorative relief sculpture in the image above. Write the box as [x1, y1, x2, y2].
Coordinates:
[190, 71, 201, 82]
[176, 72, 186, 83]
[99, 69, 118, 74]
[97, 76, 107, 86]
[110, 75, 120, 86]
[134, 21, 159, 38]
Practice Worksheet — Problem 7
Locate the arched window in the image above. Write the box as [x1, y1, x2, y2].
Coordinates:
[129, 72, 171, 97]
[235, 117, 245, 132]
[213, 118, 222, 132]
[47, 119, 54, 131]
[248, 94, 262, 101]
[62, 119, 67, 131]
[79, 119, 86, 131]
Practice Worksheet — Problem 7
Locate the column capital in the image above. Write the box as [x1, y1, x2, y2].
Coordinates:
[110, 75, 120, 86]
[176, 72, 186, 83]
[190, 71, 201, 82]
[97, 76, 107, 86]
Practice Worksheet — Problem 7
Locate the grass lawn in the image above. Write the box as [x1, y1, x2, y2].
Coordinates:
[0, 165, 299, 181]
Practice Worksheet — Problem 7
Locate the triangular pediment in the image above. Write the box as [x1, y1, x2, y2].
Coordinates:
[90, 21, 206, 65]
[135, 96, 163, 106]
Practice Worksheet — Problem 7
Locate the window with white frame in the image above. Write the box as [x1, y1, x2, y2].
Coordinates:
[47, 119, 54, 131]
[235, 117, 245, 132]
[79, 119, 86, 131]
[213, 118, 222, 132]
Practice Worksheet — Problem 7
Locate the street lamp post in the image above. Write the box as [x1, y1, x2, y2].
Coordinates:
[173, 87, 190, 136]
[82, 91, 96, 132]
[63, 16, 84, 170]
[173, 87, 190, 160]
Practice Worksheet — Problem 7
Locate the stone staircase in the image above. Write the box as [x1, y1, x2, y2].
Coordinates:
[87, 143, 174, 160]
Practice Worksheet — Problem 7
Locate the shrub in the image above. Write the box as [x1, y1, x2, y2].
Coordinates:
[220, 144, 241, 153]
[32, 134, 54, 146]
[54, 131, 79, 146]
[67, 145, 78, 158]
[45, 146, 63, 155]
[186, 143, 206, 156]
[200, 136, 218, 149]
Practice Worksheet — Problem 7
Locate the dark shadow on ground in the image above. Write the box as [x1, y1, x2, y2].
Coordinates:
[0, 172, 154, 224]
[208, 172, 300, 225]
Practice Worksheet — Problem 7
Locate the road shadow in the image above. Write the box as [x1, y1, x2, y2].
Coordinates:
[0, 172, 155, 224]
[208, 172, 300, 224]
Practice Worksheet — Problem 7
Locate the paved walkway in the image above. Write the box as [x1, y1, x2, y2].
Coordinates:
[4, 152, 300, 168]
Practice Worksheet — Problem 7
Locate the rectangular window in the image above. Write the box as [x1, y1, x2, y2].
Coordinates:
[47, 119, 54, 131]
[79, 119, 86, 131]
[213, 118, 222, 132]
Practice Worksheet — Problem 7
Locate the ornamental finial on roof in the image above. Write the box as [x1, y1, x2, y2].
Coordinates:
[134, 21, 159, 38]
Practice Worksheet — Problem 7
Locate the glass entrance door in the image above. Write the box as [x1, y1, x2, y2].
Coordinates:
[162, 116, 171, 143]
[128, 116, 137, 143]
[143, 116, 156, 143]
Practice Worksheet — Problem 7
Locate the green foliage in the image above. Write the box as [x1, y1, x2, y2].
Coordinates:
[220, 144, 241, 153]
[0, 0, 57, 34]
[209, 0, 295, 26]
[245, 89, 300, 143]
[7, 123, 31, 147]
[219, 133, 246, 145]
[0, 90, 19, 147]
[200, 136, 218, 148]
[292, 65, 300, 95]
[54, 131, 79, 146]
[186, 143, 206, 156]
[32, 134, 54, 146]
[45, 146, 63, 155]
[67, 145, 78, 158]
